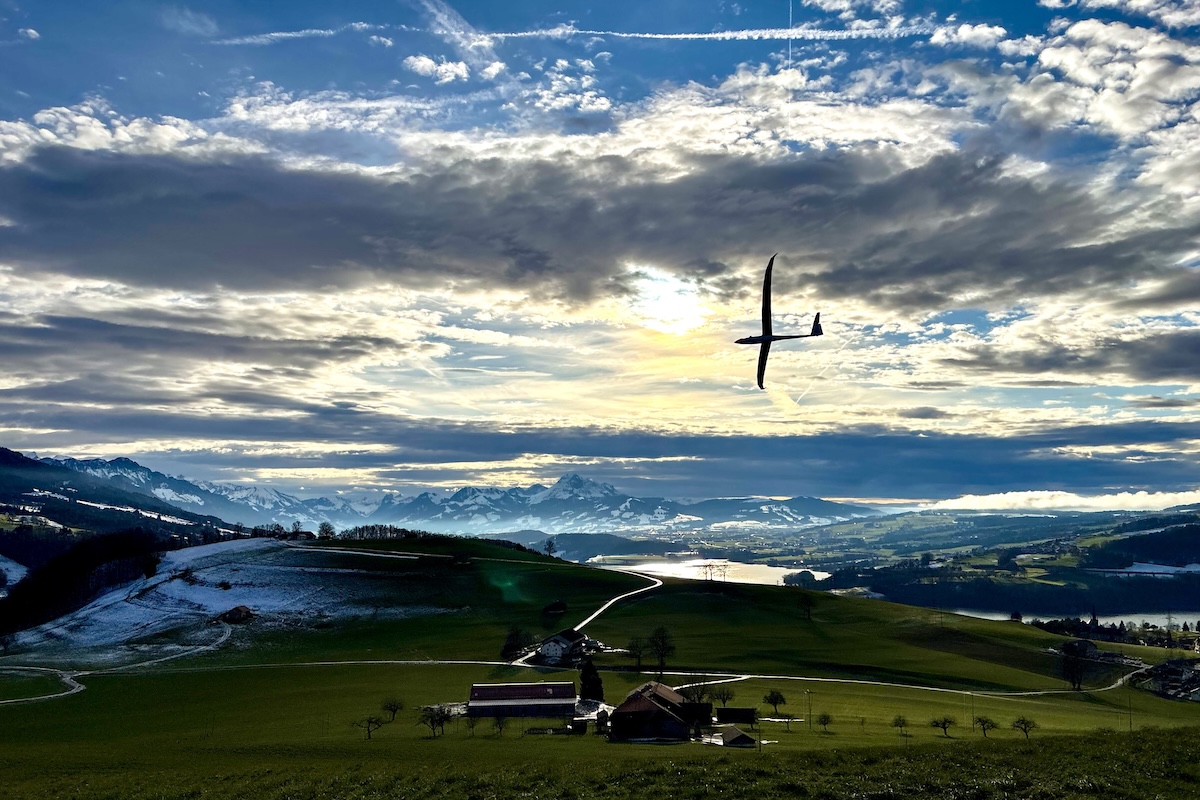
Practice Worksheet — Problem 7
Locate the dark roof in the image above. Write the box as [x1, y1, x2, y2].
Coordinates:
[547, 628, 586, 644]
[715, 707, 758, 725]
[721, 727, 756, 747]
[469, 682, 576, 702]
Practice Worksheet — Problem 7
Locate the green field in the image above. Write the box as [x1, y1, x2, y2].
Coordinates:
[2, 539, 1200, 799]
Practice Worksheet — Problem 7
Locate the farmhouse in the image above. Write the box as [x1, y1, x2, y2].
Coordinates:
[537, 628, 586, 664]
[609, 681, 712, 741]
[466, 682, 578, 719]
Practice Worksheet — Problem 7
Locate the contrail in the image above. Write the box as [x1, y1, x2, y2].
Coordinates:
[214, 22, 395, 46]
[487, 24, 932, 42]
[793, 327, 860, 403]
[214, 21, 931, 47]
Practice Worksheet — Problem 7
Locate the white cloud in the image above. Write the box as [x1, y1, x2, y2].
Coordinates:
[18, 28, 39, 40]
[403, 55, 470, 84]
[926, 489, 1200, 511]
[1081, 0, 1200, 28]
[480, 61, 506, 80]
[368, 35, 393, 47]
[161, 7, 218, 37]
[930, 23, 1008, 49]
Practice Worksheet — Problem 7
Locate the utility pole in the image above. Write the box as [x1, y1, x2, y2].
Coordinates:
[805, 689, 813, 731]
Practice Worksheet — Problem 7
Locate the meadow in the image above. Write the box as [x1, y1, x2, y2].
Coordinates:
[2, 538, 1199, 798]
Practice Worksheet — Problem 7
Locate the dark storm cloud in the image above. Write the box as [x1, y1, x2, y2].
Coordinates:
[0, 314, 414, 374]
[5, 396, 1200, 498]
[940, 329, 1200, 383]
[2, 144, 1197, 310]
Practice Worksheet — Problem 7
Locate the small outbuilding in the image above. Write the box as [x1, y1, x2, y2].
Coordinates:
[720, 727, 756, 748]
[467, 682, 578, 719]
[715, 707, 758, 728]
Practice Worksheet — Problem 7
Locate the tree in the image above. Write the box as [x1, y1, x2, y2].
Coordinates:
[648, 627, 676, 672]
[1060, 640, 1090, 690]
[625, 636, 648, 671]
[381, 697, 404, 722]
[678, 684, 709, 703]
[579, 658, 605, 702]
[974, 716, 998, 737]
[930, 716, 956, 737]
[464, 716, 478, 737]
[798, 592, 814, 620]
[710, 686, 735, 707]
[351, 716, 388, 740]
[763, 689, 787, 714]
[417, 705, 452, 738]
[291, 521, 303, 534]
[493, 716, 508, 737]
[816, 712, 832, 733]
[780, 712, 796, 732]
[318, 522, 336, 539]
[500, 626, 535, 661]
[543, 538, 557, 557]
[1011, 716, 1038, 740]
[892, 715, 907, 736]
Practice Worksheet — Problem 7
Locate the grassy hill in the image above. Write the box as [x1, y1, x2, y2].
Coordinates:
[2, 537, 1200, 799]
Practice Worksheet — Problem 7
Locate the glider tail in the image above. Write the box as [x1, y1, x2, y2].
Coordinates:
[810, 312, 823, 337]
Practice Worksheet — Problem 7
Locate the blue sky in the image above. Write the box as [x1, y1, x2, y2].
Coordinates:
[2, 0, 1200, 509]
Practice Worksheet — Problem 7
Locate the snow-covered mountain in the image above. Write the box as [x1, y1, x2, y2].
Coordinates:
[38, 455, 879, 534]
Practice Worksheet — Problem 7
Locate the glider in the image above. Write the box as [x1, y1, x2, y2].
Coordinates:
[734, 254, 823, 389]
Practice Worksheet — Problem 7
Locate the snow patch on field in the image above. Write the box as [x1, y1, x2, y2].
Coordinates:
[13, 538, 449, 659]
[0, 553, 27, 592]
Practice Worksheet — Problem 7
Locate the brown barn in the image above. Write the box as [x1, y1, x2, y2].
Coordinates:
[609, 681, 712, 741]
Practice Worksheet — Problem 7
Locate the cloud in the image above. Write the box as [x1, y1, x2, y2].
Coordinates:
[926, 488, 1200, 512]
[214, 22, 383, 46]
[930, 23, 1008, 49]
[161, 7, 219, 37]
[486, 23, 932, 43]
[18, 28, 39, 40]
[368, 35, 394, 47]
[938, 329, 1200, 384]
[402, 54, 470, 83]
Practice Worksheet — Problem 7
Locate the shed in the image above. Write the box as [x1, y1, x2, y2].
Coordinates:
[720, 727, 756, 748]
[715, 707, 758, 727]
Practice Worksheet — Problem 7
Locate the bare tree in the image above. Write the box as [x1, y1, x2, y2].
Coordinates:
[465, 716, 478, 737]
[351, 716, 388, 740]
[318, 522, 336, 539]
[678, 684, 710, 703]
[974, 716, 998, 737]
[816, 712, 832, 732]
[381, 697, 404, 722]
[892, 715, 907, 736]
[710, 686, 735, 707]
[291, 521, 303, 534]
[780, 712, 796, 732]
[1011, 716, 1038, 740]
[763, 689, 787, 714]
[625, 636, 648, 671]
[930, 716, 956, 737]
[417, 705, 452, 738]
[648, 626, 676, 672]
[493, 715, 508, 737]
[543, 538, 557, 557]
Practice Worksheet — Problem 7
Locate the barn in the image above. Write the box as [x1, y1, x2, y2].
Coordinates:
[466, 682, 578, 719]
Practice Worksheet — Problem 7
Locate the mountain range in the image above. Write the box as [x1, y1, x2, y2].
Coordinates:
[32, 454, 878, 535]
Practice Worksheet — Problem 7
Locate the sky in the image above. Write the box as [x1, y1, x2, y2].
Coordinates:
[2, 0, 1200, 510]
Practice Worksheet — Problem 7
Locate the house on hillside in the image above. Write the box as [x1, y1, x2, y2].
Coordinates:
[466, 682, 578, 719]
[538, 628, 586, 664]
[609, 681, 712, 741]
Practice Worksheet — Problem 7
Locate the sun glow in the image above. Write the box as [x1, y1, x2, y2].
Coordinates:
[627, 266, 707, 334]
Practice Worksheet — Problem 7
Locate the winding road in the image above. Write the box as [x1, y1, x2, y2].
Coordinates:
[0, 543, 1148, 708]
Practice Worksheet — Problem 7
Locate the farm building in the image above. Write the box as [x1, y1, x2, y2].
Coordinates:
[609, 681, 712, 741]
[537, 628, 586, 664]
[720, 727, 756, 748]
[466, 682, 578, 719]
[715, 707, 758, 728]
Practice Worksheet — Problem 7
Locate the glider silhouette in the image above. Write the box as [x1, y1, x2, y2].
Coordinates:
[735, 254, 823, 389]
